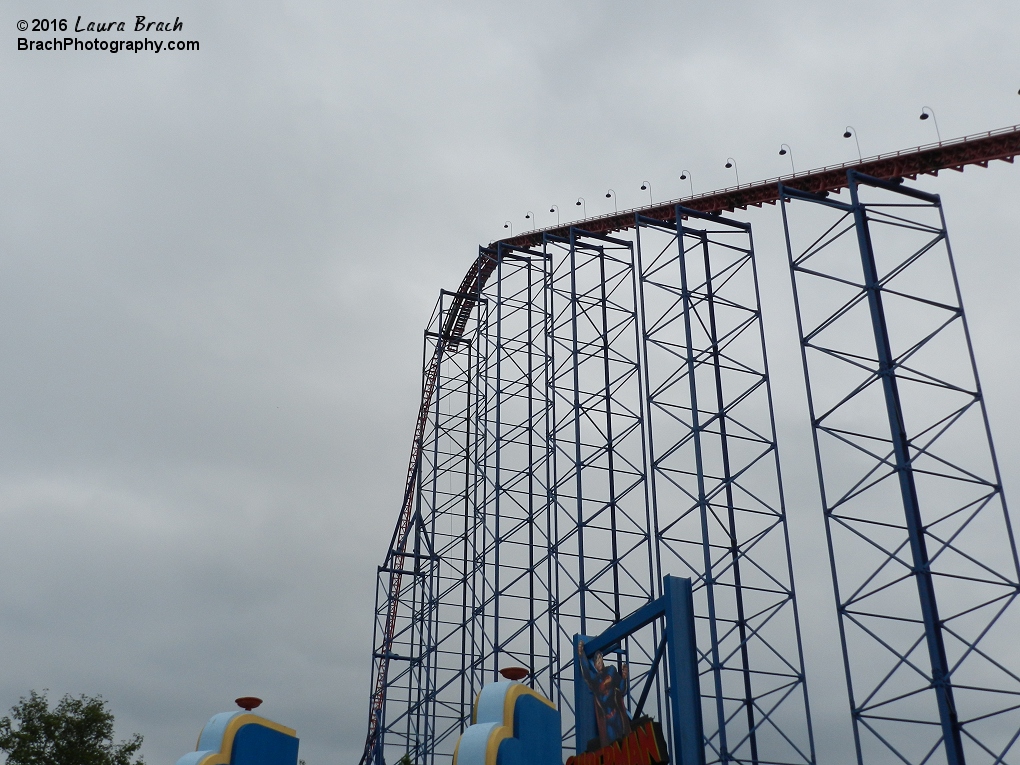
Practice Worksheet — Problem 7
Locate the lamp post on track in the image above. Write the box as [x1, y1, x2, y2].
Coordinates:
[640, 181, 653, 205]
[549, 205, 560, 226]
[919, 107, 942, 143]
[503, 221, 512, 236]
[605, 189, 618, 213]
[844, 126, 862, 161]
[679, 171, 694, 197]
[724, 157, 740, 186]
[779, 144, 796, 174]
[525, 211, 536, 231]
[575, 197, 586, 220]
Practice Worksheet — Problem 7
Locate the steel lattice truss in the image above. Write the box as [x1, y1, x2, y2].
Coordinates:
[362, 129, 1020, 765]
[637, 214, 812, 765]
[363, 213, 814, 765]
[367, 289, 486, 762]
[781, 172, 1020, 765]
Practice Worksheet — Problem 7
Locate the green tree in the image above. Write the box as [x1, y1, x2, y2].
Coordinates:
[0, 690, 144, 765]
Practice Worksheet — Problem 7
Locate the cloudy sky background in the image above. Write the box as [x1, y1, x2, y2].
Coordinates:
[2, 2, 1020, 763]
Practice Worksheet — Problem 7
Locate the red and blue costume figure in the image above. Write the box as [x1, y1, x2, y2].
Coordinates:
[577, 639, 632, 748]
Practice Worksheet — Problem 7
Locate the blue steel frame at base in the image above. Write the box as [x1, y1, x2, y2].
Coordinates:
[575, 575, 705, 765]
[362, 210, 815, 765]
[781, 172, 1020, 765]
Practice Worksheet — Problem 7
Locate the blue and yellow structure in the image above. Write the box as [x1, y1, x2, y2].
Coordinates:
[176, 710, 299, 765]
[453, 681, 561, 765]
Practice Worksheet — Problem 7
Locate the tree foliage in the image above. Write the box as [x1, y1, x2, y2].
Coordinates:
[0, 690, 144, 765]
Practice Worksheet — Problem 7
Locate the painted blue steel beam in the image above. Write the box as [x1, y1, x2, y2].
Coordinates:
[635, 208, 815, 765]
[781, 173, 1020, 765]
[847, 174, 964, 765]
[575, 576, 705, 765]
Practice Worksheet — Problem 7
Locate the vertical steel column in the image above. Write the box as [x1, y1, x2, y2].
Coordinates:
[848, 177, 964, 765]
[547, 226, 658, 753]
[781, 172, 1020, 765]
[369, 288, 486, 765]
[635, 209, 814, 765]
[475, 243, 555, 692]
[664, 575, 706, 765]
[573, 576, 705, 765]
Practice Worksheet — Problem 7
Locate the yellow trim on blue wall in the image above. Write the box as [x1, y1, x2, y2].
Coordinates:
[502, 684, 557, 716]
[455, 684, 558, 765]
[195, 715, 297, 765]
[486, 686, 556, 765]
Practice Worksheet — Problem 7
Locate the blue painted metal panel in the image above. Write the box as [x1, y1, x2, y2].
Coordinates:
[176, 712, 299, 765]
[232, 724, 299, 765]
[498, 694, 562, 765]
[453, 682, 561, 765]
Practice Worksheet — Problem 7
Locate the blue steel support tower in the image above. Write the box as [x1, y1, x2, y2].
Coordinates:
[362, 214, 814, 765]
[780, 172, 1020, 765]
[635, 209, 813, 765]
[361, 128, 1020, 765]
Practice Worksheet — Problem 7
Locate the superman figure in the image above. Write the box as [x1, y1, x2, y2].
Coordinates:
[577, 639, 632, 748]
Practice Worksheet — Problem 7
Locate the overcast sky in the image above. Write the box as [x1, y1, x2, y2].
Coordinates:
[2, 2, 1020, 764]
